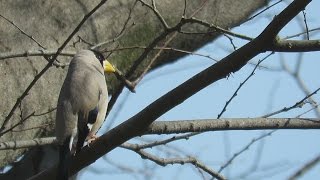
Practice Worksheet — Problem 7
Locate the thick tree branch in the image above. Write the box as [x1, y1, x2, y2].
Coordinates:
[0, 137, 56, 150]
[29, 0, 312, 179]
[146, 118, 320, 134]
[271, 39, 320, 52]
[2, 118, 318, 150]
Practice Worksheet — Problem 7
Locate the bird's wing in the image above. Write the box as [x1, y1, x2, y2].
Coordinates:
[75, 108, 98, 153]
[55, 93, 78, 146]
[72, 67, 108, 151]
[87, 81, 108, 138]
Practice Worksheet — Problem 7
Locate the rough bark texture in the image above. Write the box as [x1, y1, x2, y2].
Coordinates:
[0, 0, 266, 178]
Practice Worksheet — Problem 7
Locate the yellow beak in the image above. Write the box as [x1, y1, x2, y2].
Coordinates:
[103, 60, 116, 73]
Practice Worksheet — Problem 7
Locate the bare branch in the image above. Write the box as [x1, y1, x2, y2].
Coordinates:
[121, 143, 225, 180]
[91, 0, 138, 50]
[285, 27, 320, 39]
[137, 0, 169, 29]
[179, 17, 254, 41]
[0, 108, 56, 136]
[104, 45, 218, 61]
[0, 13, 46, 49]
[106, 1, 212, 116]
[0, 137, 56, 150]
[127, 132, 199, 150]
[217, 131, 275, 173]
[183, 0, 187, 17]
[280, 57, 320, 117]
[0, 50, 75, 60]
[242, 0, 283, 24]
[288, 154, 320, 180]
[261, 87, 320, 118]
[217, 52, 273, 119]
[133, 32, 178, 86]
[270, 39, 320, 52]
[3, 118, 319, 150]
[147, 118, 320, 135]
[302, 10, 310, 40]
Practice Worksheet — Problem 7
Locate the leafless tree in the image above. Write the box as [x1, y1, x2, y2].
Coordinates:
[0, 0, 319, 179]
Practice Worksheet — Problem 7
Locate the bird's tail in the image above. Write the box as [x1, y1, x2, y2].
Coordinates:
[57, 137, 72, 180]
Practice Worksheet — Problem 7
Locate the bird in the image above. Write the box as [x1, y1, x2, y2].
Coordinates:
[55, 49, 116, 180]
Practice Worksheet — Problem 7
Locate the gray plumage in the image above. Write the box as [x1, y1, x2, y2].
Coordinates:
[55, 50, 110, 179]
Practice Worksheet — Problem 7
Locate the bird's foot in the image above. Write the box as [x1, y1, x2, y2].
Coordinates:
[86, 134, 98, 146]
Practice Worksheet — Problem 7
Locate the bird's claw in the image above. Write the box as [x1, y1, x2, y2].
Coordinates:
[86, 134, 98, 147]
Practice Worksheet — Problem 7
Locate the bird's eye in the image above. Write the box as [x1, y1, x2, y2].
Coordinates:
[95, 53, 104, 61]
[98, 55, 103, 61]
[91, 50, 105, 65]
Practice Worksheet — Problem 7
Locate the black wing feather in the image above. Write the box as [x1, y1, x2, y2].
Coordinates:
[75, 107, 98, 153]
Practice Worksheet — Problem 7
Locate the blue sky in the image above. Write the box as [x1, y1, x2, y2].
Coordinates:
[80, 1, 320, 179]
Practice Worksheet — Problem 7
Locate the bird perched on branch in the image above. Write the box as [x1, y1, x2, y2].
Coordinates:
[55, 49, 133, 180]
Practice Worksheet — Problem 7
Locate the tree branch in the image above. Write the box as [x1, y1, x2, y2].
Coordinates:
[0, 50, 75, 60]
[0, 137, 56, 150]
[271, 39, 320, 52]
[146, 118, 319, 134]
[121, 143, 225, 180]
[217, 130, 275, 173]
[0, 14, 46, 49]
[2, 118, 319, 150]
[288, 154, 320, 180]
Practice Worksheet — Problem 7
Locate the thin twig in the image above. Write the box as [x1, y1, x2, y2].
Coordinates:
[137, 0, 169, 29]
[0, 111, 35, 137]
[217, 52, 274, 119]
[122, 143, 225, 180]
[284, 27, 320, 39]
[12, 122, 52, 132]
[288, 154, 320, 180]
[91, 0, 138, 50]
[133, 32, 177, 86]
[302, 10, 310, 40]
[260, 87, 320, 118]
[183, 0, 187, 17]
[242, 0, 283, 24]
[0, 13, 46, 49]
[105, 45, 218, 61]
[180, 17, 253, 41]
[0, 107, 56, 136]
[0, 50, 75, 60]
[131, 132, 199, 149]
[217, 131, 275, 174]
